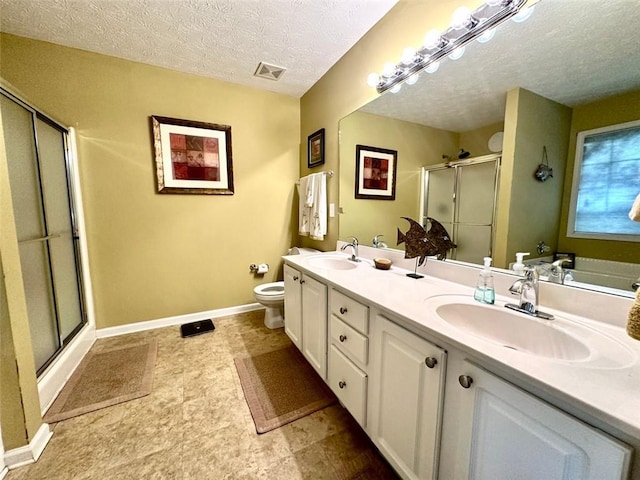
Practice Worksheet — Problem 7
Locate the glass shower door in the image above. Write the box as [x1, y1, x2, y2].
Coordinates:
[1, 91, 86, 375]
[456, 160, 499, 264]
[422, 155, 500, 264]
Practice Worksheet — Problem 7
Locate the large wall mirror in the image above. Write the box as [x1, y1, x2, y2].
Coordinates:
[339, 0, 640, 297]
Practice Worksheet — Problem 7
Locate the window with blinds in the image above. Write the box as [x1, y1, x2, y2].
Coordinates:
[568, 120, 640, 241]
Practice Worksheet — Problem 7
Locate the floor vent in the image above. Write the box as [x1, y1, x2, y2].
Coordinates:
[254, 62, 286, 81]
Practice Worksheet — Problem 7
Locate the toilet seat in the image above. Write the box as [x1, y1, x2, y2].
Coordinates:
[253, 281, 285, 299]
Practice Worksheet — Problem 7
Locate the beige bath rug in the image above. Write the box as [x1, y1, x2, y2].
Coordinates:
[234, 344, 337, 433]
[44, 339, 158, 423]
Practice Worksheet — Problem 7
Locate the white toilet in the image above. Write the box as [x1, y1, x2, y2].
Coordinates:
[253, 247, 319, 329]
[254, 282, 285, 329]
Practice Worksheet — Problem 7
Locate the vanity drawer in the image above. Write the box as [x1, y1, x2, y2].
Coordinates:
[330, 315, 368, 367]
[328, 344, 367, 427]
[330, 289, 369, 334]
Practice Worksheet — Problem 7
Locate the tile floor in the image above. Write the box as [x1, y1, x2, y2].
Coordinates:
[7, 310, 399, 479]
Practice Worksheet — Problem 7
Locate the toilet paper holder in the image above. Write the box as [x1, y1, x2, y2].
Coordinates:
[249, 263, 269, 274]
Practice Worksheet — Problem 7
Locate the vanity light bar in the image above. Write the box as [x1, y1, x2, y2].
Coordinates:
[370, 0, 530, 94]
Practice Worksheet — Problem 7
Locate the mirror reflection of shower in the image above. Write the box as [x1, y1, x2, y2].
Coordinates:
[420, 153, 500, 265]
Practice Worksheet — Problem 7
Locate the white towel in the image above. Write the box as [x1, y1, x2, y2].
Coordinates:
[298, 173, 327, 240]
[629, 193, 640, 222]
[309, 173, 327, 241]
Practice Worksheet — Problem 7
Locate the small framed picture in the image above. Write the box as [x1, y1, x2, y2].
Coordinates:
[307, 128, 325, 168]
[151, 115, 234, 195]
[355, 144, 397, 200]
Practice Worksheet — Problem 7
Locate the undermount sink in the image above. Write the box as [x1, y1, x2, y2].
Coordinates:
[424, 295, 636, 367]
[304, 254, 358, 270]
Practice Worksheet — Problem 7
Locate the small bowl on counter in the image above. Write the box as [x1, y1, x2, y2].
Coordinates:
[373, 258, 392, 270]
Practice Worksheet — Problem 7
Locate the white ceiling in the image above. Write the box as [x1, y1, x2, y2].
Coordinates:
[360, 0, 640, 132]
[0, 0, 398, 98]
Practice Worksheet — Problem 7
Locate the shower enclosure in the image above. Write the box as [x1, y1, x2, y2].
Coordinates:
[420, 153, 501, 264]
[1, 87, 87, 376]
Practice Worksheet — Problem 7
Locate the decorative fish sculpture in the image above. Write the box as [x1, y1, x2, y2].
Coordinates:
[425, 217, 456, 260]
[397, 217, 455, 265]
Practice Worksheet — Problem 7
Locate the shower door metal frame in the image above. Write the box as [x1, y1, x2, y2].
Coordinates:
[420, 153, 501, 261]
[2, 86, 88, 376]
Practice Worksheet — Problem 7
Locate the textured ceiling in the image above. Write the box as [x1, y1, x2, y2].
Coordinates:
[0, 0, 398, 97]
[360, 0, 640, 132]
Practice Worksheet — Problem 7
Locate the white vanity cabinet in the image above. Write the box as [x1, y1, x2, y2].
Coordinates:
[283, 264, 303, 348]
[439, 358, 633, 480]
[368, 312, 447, 480]
[327, 288, 369, 426]
[283, 264, 328, 378]
[283, 256, 637, 480]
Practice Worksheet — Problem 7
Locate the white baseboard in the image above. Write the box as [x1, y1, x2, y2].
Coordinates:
[4, 423, 52, 470]
[38, 323, 96, 414]
[96, 303, 264, 338]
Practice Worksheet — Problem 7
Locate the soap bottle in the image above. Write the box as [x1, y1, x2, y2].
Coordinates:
[474, 257, 495, 304]
[513, 252, 530, 276]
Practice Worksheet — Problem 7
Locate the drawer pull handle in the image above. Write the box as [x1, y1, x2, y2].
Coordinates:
[293, 275, 299, 281]
[339, 307, 348, 315]
[425, 357, 438, 368]
[338, 381, 346, 389]
[300, 279, 305, 284]
[458, 375, 474, 389]
[339, 334, 347, 342]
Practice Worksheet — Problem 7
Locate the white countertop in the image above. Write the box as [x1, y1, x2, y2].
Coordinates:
[283, 250, 640, 444]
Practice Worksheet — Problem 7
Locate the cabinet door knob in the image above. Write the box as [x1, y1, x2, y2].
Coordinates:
[293, 275, 299, 281]
[425, 357, 438, 368]
[339, 334, 347, 342]
[300, 279, 305, 284]
[339, 307, 348, 314]
[458, 375, 474, 389]
[338, 381, 346, 389]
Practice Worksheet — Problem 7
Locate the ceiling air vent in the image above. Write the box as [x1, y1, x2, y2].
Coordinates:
[254, 62, 286, 81]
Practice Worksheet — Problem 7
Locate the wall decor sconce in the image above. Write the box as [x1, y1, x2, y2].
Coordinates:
[534, 145, 553, 181]
[367, 0, 537, 95]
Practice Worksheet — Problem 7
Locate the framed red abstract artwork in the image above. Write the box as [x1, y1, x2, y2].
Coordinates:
[354, 144, 397, 200]
[151, 115, 234, 194]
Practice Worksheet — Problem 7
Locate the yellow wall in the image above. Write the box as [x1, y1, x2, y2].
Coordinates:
[494, 88, 572, 268]
[0, 33, 300, 329]
[339, 112, 459, 246]
[558, 89, 640, 262]
[299, 0, 486, 251]
[460, 121, 504, 158]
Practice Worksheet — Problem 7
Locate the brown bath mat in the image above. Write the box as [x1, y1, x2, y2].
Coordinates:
[44, 339, 157, 423]
[234, 345, 337, 433]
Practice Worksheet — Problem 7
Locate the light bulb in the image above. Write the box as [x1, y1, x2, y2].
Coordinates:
[382, 62, 396, 77]
[512, 5, 535, 22]
[401, 47, 416, 66]
[390, 84, 402, 94]
[367, 73, 380, 88]
[477, 28, 496, 43]
[405, 73, 419, 85]
[423, 29, 443, 50]
[425, 61, 440, 74]
[448, 46, 466, 60]
[451, 6, 472, 30]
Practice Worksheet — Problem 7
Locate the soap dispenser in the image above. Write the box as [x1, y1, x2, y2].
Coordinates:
[474, 257, 495, 305]
[513, 252, 530, 276]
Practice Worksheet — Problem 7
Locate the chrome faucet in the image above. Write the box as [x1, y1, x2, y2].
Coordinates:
[549, 258, 573, 284]
[372, 234, 388, 249]
[341, 237, 360, 262]
[506, 266, 554, 320]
